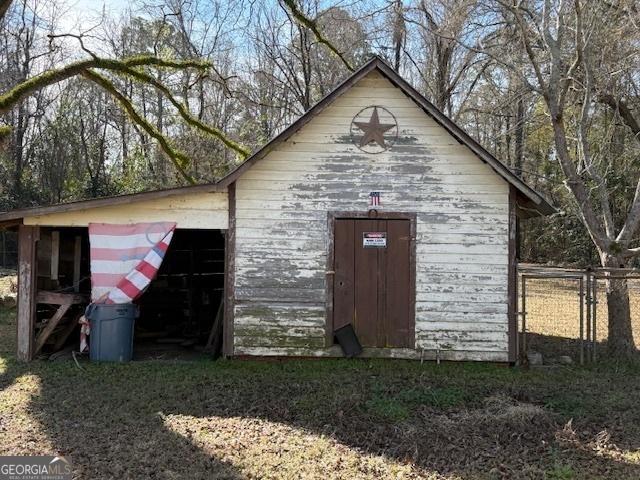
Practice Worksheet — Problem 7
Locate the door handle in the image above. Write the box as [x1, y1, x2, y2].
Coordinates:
[326, 271, 335, 275]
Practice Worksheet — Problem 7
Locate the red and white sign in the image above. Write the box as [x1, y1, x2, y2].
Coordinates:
[363, 232, 387, 248]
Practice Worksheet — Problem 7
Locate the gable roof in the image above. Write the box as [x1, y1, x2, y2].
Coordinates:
[0, 55, 553, 224]
[216, 55, 554, 217]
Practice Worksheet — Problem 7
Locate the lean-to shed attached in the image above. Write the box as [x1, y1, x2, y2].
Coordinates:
[0, 56, 553, 362]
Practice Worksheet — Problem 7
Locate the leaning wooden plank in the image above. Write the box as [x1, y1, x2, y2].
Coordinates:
[34, 303, 71, 355]
[204, 299, 224, 352]
[53, 312, 83, 351]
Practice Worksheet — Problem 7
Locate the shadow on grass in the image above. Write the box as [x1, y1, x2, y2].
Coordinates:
[525, 332, 640, 364]
[2, 310, 640, 478]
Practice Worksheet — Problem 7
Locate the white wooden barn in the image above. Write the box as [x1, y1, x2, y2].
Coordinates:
[0, 56, 553, 363]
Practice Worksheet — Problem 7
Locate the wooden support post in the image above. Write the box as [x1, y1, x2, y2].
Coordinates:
[223, 182, 236, 358]
[17, 225, 39, 362]
[507, 186, 518, 363]
[73, 236, 82, 292]
[50, 231, 60, 281]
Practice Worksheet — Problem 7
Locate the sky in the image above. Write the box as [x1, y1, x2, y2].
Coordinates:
[58, 0, 132, 35]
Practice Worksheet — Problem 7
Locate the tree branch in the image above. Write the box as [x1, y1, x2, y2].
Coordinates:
[280, 0, 354, 72]
[574, 0, 615, 238]
[117, 65, 250, 159]
[601, 94, 640, 243]
[0, 54, 251, 178]
[82, 70, 196, 185]
[598, 94, 640, 139]
[504, 0, 610, 252]
[0, 55, 210, 115]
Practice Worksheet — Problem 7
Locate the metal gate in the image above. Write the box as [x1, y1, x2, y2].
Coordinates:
[518, 264, 640, 365]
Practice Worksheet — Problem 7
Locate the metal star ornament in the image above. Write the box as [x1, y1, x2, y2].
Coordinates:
[351, 106, 398, 152]
[353, 107, 396, 148]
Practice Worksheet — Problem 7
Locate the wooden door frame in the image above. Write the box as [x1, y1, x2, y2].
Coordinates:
[325, 211, 417, 347]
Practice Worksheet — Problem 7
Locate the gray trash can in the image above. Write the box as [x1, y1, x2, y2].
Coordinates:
[86, 303, 139, 362]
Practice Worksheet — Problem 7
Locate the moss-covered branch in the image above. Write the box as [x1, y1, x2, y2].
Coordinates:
[0, 53, 250, 175]
[82, 69, 196, 185]
[116, 66, 250, 159]
[280, 0, 354, 72]
[0, 124, 10, 144]
[0, 55, 210, 115]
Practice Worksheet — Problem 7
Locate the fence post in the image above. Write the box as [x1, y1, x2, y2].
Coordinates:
[520, 275, 527, 364]
[579, 277, 584, 365]
[585, 272, 591, 362]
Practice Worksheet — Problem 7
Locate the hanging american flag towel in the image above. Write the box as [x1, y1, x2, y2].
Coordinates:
[80, 222, 176, 352]
[89, 222, 176, 303]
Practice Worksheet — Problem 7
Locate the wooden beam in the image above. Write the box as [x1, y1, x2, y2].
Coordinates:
[508, 186, 518, 364]
[34, 303, 71, 355]
[17, 225, 39, 362]
[73, 235, 81, 292]
[223, 181, 236, 357]
[50, 230, 60, 281]
[36, 290, 88, 305]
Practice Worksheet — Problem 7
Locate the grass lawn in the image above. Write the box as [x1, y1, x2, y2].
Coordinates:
[1, 307, 639, 479]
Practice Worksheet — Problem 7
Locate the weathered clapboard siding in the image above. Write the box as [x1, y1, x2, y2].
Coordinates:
[23, 191, 229, 229]
[233, 70, 510, 361]
[233, 345, 509, 362]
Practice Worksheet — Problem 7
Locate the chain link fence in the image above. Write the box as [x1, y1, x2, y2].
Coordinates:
[518, 264, 640, 365]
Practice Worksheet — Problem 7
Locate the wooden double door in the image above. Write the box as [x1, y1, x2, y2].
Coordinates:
[332, 217, 414, 348]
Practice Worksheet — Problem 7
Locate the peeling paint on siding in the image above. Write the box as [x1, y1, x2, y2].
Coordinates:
[234, 71, 510, 361]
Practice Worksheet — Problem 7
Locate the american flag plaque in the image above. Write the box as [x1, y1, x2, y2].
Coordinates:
[368, 191, 381, 209]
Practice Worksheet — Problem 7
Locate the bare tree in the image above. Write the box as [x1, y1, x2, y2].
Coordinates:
[403, 0, 490, 117]
[0, 0, 249, 190]
[497, 0, 640, 357]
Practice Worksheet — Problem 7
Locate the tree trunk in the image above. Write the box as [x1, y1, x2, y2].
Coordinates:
[514, 96, 524, 177]
[601, 254, 636, 358]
